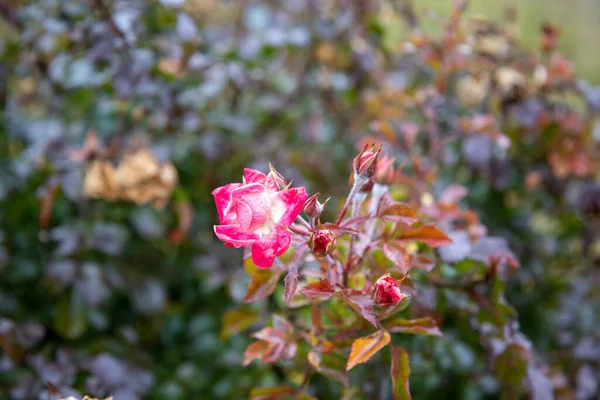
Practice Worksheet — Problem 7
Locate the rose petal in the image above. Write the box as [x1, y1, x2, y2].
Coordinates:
[271, 187, 308, 226]
[212, 183, 242, 224]
[214, 224, 259, 247]
[244, 168, 278, 191]
[251, 225, 292, 268]
[231, 184, 271, 230]
[243, 168, 268, 184]
[235, 198, 254, 230]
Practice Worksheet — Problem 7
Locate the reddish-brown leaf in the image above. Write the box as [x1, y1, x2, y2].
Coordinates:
[271, 314, 294, 335]
[0, 320, 25, 363]
[380, 203, 418, 225]
[243, 268, 282, 303]
[249, 386, 296, 400]
[300, 279, 336, 299]
[40, 181, 59, 230]
[283, 263, 299, 305]
[337, 289, 378, 328]
[346, 330, 391, 371]
[383, 242, 411, 275]
[398, 225, 452, 247]
[391, 345, 412, 400]
[248, 315, 297, 364]
[242, 340, 270, 366]
[385, 317, 442, 336]
[410, 254, 436, 271]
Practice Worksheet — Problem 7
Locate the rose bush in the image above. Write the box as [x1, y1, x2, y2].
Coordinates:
[214, 147, 527, 398]
[1, 0, 599, 399]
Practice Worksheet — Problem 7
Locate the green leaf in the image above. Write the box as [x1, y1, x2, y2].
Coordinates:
[380, 295, 412, 320]
[54, 292, 87, 339]
[385, 317, 442, 336]
[308, 351, 348, 386]
[491, 279, 517, 325]
[298, 392, 318, 400]
[341, 387, 362, 400]
[391, 345, 412, 400]
[243, 340, 270, 367]
[220, 305, 259, 340]
[494, 343, 530, 392]
[249, 385, 295, 400]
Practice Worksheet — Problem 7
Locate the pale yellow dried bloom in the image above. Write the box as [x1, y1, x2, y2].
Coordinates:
[83, 160, 119, 201]
[116, 149, 160, 188]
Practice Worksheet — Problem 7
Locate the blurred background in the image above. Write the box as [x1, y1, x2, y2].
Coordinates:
[0, 0, 599, 399]
[419, 0, 600, 82]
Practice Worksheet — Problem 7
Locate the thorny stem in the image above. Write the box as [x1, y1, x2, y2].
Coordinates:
[295, 215, 311, 230]
[288, 224, 310, 236]
[337, 183, 363, 287]
[336, 183, 360, 225]
[344, 236, 354, 288]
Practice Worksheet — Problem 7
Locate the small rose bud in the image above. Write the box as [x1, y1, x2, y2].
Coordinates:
[373, 274, 404, 305]
[353, 144, 381, 181]
[304, 192, 327, 221]
[268, 163, 287, 190]
[308, 229, 337, 257]
[374, 155, 395, 185]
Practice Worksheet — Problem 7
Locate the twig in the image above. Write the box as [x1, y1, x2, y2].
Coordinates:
[336, 184, 359, 225]
[296, 364, 313, 396]
[288, 224, 311, 236]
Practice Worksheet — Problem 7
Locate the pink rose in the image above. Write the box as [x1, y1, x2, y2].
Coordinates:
[212, 168, 308, 268]
[373, 274, 405, 305]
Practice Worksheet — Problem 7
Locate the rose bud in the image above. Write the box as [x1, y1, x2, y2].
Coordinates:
[268, 162, 287, 190]
[303, 192, 329, 221]
[308, 229, 337, 257]
[374, 155, 395, 185]
[373, 274, 405, 305]
[352, 144, 381, 181]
